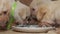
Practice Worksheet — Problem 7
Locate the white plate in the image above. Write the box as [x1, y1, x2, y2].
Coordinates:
[12, 25, 55, 33]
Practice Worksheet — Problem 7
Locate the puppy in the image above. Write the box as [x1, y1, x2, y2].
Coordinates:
[6, 0, 31, 25]
[0, 0, 11, 29]
[37, 0, 60, 27]
[13, 1, 30, 25]
[0, 0, 30, 29]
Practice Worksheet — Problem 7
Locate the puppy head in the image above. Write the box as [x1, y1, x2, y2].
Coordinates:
[0, 0, 11, 28]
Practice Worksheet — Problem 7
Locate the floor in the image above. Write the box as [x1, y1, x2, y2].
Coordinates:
[0, 28, 60, 34]
[0, 30, 46, 34]
[0, 30, 57, 34]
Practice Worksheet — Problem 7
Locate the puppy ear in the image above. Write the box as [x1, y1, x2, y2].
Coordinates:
[37, 5, 47, 21]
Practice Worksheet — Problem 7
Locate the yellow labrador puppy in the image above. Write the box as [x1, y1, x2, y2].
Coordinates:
[37, 0, 60, 26]
[14, 1, 30, 25]
[0, 0, 30, 29]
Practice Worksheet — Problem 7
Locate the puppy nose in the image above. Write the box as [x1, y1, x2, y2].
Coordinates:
[0, 19, 1, 20]
[0, 18, 2, 21]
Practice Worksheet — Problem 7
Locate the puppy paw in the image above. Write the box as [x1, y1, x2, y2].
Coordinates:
[38, 21, 55, 27]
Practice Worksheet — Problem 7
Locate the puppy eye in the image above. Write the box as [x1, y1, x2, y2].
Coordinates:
[3, 11, 7, 15]
[0, 14, 2, 15]
[32, 8, 35, 11]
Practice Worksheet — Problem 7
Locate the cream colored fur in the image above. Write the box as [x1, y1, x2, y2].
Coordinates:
[0, 0, 30, 25]
[14, 1, 30, 24]
[0, 0, 12, 27]
[37, 0, 60, 26]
